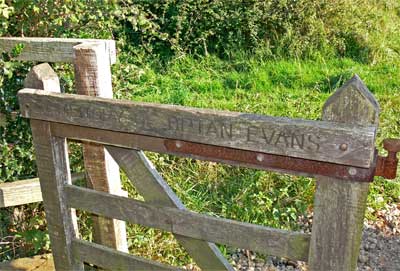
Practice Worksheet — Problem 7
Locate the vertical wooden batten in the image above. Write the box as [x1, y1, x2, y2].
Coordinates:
[26, 64, 83, 270]
[73, 42, 128, 252]
[30, 120, 83, 270]
[308, 75, 379, 270]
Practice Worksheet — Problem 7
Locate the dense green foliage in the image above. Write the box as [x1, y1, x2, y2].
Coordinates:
[0, 0, 399, 267]
[1, 0, 400, 60]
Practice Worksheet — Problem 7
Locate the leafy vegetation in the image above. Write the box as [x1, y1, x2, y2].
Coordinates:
[0, 0, 399, 267]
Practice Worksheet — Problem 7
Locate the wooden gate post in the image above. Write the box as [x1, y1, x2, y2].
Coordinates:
[308, 75, 379, 270]
[26, 63, 84, 270]
[73, 42, 128, 252]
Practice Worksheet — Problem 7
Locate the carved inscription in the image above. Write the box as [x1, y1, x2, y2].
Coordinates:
[62, 105, 158, 131]
[246, 126, 320, 151]
[168, 116, 233, 139]
[167, 116, 321, 151]
[64, 104, 124, 123]
[59, 104, 323, 152]
[17, 89, 378, 167]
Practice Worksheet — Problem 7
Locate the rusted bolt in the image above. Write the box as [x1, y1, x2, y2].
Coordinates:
[339, 143, 348, 151]
[348, 167, 357, 176]
[256, 154, 264, 162]
[175, 141, 183, 148]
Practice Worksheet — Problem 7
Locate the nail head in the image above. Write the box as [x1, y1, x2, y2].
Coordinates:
[175, 141, 183, 148]
[348, 167, 357, 176]
[339, 143, 348, 151]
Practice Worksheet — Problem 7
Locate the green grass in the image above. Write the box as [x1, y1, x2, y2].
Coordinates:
[107, 54, 400, 267]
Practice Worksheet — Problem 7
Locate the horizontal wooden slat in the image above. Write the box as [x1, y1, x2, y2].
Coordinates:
[72, 239, 180, 270]
[0, 173, 84, 207]
[53, 123, 321, 179]
[50, 123, 375, 182]
[18, 89, 376, 168]
[0, 178, 42, 208]
[0, 37, 116, 64]
[64, 185, 310, 261]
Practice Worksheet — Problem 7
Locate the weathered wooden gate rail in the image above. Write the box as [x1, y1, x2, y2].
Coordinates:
[19, 89, 378, 181]
[18, 90, 377, 166]
[0, 37, 129, 255]
[18, 74, 398, 270]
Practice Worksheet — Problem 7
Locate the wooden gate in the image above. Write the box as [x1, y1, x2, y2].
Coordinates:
[19, 74, 381, 270]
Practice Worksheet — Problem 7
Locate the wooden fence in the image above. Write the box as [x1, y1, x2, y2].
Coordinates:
[0, 61, 85, 207]
[18, 72, 381, 270]
[0, 38, 127, 252]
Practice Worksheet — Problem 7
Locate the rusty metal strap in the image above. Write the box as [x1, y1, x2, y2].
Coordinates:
[55, 123, 399, 182]
[164, 140, 377, 182]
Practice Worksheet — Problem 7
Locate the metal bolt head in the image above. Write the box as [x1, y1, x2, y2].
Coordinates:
[175, 141, 183, 148]
[348, 167, 357, 176]
[339, 143, 348, 151]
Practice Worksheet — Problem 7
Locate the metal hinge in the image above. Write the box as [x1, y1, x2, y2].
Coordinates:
[375, 138, 400, 179]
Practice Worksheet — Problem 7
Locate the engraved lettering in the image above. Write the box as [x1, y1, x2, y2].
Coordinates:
[168, 116, 179, 132]
[261, 128, 275, 144]
[184, 118, 194, 129]
[64, 104, 72, 116]
[220, 123, 233, 139]
[198, 119, 203, 134]
[182, 118, 195, 134]
[111, 110, 124, 123]
[206, 121, 218, 136]
[63, 104, 124, 124]
[79, 107, 88, 118]
[307, 134, 320, 151]
[275, 132, 290, 147]
[291, 133, 304, 149]
[247, 126, 258, 143]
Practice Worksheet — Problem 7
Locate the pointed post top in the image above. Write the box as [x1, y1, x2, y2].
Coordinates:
[24, 63, 60, 93]
[323, 74, 380, 126]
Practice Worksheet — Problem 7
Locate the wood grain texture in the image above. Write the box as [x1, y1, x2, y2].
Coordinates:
[71, 239, 181, 271]
[18, 89, 377, 168]
[24, 63, 60, 92]
[50, 123, 373, 182]
[64, 184, 311, 261]
[25, 64, 83, 270]
[106, 146, 233, 270]
[0, 173, 84, 207]
[31, 120, 83, 270]
[308, 75, 379, 271]
[0, 37, 116, 64]
[0, 178, 42, 208]
[73, 43, 127, 252]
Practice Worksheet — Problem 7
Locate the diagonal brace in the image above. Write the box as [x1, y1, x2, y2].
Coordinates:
[106, 146, 234, 271]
